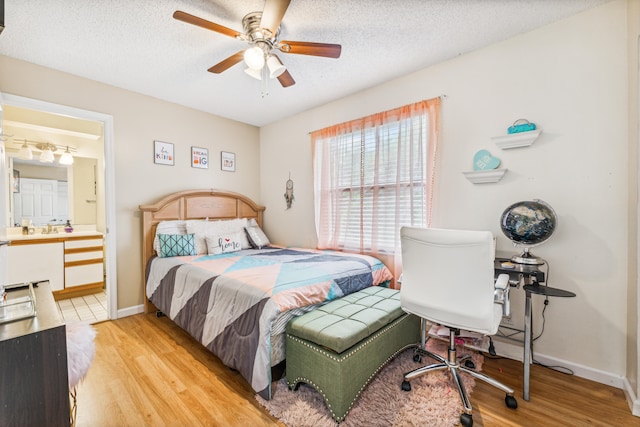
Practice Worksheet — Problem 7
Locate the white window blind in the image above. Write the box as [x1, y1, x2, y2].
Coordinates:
[312, 98, 440, 255]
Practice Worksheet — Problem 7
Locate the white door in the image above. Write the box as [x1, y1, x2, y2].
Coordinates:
[14, 178, 64, 226]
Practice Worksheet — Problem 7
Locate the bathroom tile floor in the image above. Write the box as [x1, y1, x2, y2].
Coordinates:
[56, 290, 108, 324]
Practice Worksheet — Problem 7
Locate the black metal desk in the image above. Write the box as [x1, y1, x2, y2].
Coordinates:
[495, 259, 576, 401]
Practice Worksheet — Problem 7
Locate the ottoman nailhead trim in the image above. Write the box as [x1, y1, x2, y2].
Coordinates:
[287, 314, 416, 422]
[287, 314, 411, 362]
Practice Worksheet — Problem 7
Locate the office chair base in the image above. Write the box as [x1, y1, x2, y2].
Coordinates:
[401, 331, 517, 427]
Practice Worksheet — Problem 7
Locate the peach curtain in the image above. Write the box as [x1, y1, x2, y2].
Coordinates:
[311, 98, 441, 285]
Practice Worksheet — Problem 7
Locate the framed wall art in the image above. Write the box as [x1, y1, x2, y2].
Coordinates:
[154, 140, 174, 165]
[221, 151, 235, 172]
[191, 147, 209, 169]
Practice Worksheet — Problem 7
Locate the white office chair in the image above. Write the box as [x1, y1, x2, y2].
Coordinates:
[399, 227, 517, 427]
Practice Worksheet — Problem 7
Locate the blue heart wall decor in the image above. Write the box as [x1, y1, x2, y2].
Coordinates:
[473, 149, 501, 171]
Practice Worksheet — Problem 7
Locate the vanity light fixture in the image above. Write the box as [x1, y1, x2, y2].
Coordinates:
[59, 146, 74, 165]
[39, 145, 55, 163]
[13, 139, 77, 165]
[17, 140, 33, 160]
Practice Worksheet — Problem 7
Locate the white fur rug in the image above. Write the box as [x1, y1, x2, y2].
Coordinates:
[256, 339, 483, 427]
[66, 321, 97, 388]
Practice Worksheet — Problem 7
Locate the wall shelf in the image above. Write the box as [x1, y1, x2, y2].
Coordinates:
[462, 168, 507, 184]
[492, 130, 542, 149]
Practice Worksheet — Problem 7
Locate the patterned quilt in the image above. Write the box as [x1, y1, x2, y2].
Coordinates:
[146, 246, 393, 399]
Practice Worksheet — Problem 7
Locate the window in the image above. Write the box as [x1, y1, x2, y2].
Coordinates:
[312, 98, 441, 257]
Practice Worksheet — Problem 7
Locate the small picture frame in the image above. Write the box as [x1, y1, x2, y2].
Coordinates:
[154, 140, 174, 165]
[221, 151, 236, 172]
[191, 147, 209, 169]
[12, 169, 20, 193]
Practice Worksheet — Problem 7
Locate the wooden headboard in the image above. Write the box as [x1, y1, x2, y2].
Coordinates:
[139, 189, 265, 312]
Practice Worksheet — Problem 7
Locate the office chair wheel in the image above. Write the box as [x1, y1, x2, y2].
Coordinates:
[464, 359, 475, 369]
[505, 394, 518, 409]
[401, 380, 411, 391]
[460, 413, 473, 427]
[413, 353, 422, 363]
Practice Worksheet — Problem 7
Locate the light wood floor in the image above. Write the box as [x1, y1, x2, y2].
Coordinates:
[76, 314, 640, 426]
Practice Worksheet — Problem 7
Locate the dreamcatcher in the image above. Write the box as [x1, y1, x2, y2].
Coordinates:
[284, 173, 294, 209]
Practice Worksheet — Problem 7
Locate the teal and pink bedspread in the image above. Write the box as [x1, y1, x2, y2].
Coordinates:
[145, 246, 392, 399]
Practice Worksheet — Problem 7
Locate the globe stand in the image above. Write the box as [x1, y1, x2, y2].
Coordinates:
[512, 247, 545, 265]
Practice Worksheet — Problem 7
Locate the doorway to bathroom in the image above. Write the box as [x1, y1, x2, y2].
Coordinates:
[0, 93, 117, 320]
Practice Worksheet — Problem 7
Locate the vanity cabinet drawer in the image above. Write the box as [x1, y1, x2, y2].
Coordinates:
[63, 237, 104, 289]
[65, 263, 104, 288]
[7, 242, 65, 291]
[65, 250, 103, 262]
[64, 237, 103, 250]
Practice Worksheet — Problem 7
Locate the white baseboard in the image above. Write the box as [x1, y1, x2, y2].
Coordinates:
[116, 304, 144, 319]
[492, 337, 625, 389]
[623, 376, 640, 416]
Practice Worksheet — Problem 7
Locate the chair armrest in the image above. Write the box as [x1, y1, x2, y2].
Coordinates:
[494, 274, 511, 317]
[495, 273, 509, 290]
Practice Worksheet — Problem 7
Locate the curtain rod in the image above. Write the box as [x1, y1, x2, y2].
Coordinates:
[307, 95, 447, 135]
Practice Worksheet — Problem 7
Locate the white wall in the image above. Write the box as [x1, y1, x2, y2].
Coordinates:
[261, 1, 630, 382]
[0, 55, 261, 310]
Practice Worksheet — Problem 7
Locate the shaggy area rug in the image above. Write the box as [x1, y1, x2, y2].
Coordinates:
[256, 339, 483, 427]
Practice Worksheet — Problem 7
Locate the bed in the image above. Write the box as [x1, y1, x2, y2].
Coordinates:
[139, 189, 393, 399]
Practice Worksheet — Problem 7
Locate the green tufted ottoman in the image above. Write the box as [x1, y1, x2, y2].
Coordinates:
[286, 286, 419, 423]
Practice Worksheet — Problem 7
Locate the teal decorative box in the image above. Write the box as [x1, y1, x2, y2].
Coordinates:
[508, 119, 536, 134]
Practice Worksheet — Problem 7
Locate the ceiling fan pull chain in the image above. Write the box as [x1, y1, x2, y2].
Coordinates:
[261, 65, 269, 98]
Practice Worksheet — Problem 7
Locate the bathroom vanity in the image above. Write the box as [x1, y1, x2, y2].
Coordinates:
[6, 230, 104, 299]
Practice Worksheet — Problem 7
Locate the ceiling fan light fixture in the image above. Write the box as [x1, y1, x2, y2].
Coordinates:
[244, 46, 265, 70]
[266, 55, 286, 78]
[17, 141, 33, 160]
[244, 67, 262, 80]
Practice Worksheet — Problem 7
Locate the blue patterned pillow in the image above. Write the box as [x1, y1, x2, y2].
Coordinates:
[158, 233, 196, 257]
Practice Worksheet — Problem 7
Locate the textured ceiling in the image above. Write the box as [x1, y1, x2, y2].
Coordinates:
[0, 0, 610, 127]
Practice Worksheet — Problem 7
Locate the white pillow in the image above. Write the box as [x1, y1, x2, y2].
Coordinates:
[186, 218, 252, 254]
[206, 232, 244, 255]
[245, 225, 270, 249]
[153, 220, 187, 254]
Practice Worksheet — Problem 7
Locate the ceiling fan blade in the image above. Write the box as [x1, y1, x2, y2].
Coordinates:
[260, 0, 291, 36]
[277, 69, 295, 88]
[278, 41, 341, 58]
[207, 51, 245, 74]
[173, 10, 241, 39]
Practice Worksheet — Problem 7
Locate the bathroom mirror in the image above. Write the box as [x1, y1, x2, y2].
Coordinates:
[3, 104, 105, 231]
[11, 156, 98, 227]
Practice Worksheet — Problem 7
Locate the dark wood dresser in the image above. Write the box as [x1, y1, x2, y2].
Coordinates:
[0, 282, 70, 427]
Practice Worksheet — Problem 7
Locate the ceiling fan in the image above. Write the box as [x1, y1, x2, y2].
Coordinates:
[173, 0, 341, 89]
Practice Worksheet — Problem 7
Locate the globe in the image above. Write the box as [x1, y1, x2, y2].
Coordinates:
[500, 199, 557, 264]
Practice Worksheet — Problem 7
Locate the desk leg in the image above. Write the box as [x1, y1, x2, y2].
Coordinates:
[524, 291, 532, 401]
